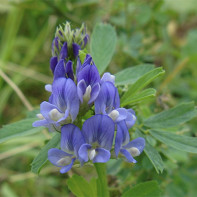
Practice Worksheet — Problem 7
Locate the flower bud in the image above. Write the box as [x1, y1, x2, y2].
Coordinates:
[52, 22, 89, 60]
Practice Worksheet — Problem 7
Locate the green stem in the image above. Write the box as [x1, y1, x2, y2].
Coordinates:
[94, 163, 109, 197]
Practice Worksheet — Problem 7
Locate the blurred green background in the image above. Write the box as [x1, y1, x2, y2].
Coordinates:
[0, 0, 197, 196]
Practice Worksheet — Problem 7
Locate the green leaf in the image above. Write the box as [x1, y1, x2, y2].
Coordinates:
[115, 64, 155, 86]
[122, 181, 161, 197]
[31, 133, 60, 174]
[122, 88, 156, 106]
[150, 130, 197, 153]
[94, 163, 109, 197]
[67, 175, 97, 197]
[0, 118, 42, 144]
[79, 49, 87, 63]
[144, 102, 197, 129]
[135, 130, 164, 173]
[26, 109, 40, 118]
[121, 67, 165, 102]
[90, 23, 117, 74]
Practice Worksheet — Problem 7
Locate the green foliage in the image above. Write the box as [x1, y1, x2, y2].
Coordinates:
[67, 175, 97, 197]
[0, 118, 42, 144]
[121, 67, 165, 105]
[122, 180, 161, 197]
[150, 130, 197, 153]
[115, 64, 154, 86]
[144, 102, 197, 129]
[90, 23, 117, 74]
[31, 133, 60, 174]
[122, 88, 156, 106]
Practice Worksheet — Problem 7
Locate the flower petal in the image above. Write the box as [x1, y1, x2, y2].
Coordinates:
[76, 57, 82, 76]
[115, 121, 130, 157]
[61, 124, 85, 157]
[83, 34, 89, 47]
[40, 101, 61, 122]
[54, 59, 65, 79]
[93, 148, 111, 163]
[52, 78, 79, 121]
[45, 84, 52, 92]
[48, 148, 72, 167]
[65, 60, 74, 80]
[116, 108, 127, 122]
[32, 119, 60, 132]
[78, 143, 92, 162]
[82, 54, 92, 67]
[77, 64, 100, 86]
[50, 56, 58, 73]
[72, 43, 80, 58]
[82, 115, 115, 150]
[60, 158, 76, 174]
[88, 83, 100, 104]
[59, 42, 68, 60]
[95, 82, 120, 114]
[125, 109, 137, 129]
[120, 149, 137, 163]
[101, 72, 115, 84]
[123, 137, 145, 154]
[65, 80, 80, 121]
[77, 79, 87, 103]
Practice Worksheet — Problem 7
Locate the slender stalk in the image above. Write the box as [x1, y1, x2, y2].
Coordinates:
[0, 68, 33, 111]
[94, 163, 109, 197]
[1, 61, 52, 84]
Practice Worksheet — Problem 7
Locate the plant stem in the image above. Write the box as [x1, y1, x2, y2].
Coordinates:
[94, 163, 109, 197]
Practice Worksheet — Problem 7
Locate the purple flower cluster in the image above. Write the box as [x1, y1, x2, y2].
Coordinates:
[33, 22, 145, 173]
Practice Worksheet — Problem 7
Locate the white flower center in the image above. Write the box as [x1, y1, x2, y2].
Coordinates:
[36, 113, 44, 120]
[127, 147, 140, 157]
[56, 157, 72, 166]
[88, 149, 96, 160]
[49, 109, 64, 121]
[108, 110, 119, 121]
[83, 85, 92, 102]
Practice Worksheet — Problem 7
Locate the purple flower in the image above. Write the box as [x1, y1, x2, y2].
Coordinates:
[115, 132, 145, 163]
[48, 124, 85, 173]
[95, 79, 136, 129]
[114, 120, 145, 162]
[33, 78, 79, 131]
[59, 42, 68, 60]
[50, 56, 58, 74]
[78, 115, 115, 163]
[53, 59, 74, 81]
[52, 37, 61, 57]
[82, 34, 89, 48]
[77, 55, 100, 104]
[101, 72, 115, 84]
[72, 43, 81, 58]
[95, 81, 119, 114]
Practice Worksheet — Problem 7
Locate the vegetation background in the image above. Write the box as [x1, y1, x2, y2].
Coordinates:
[0, 0, 197, 196]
